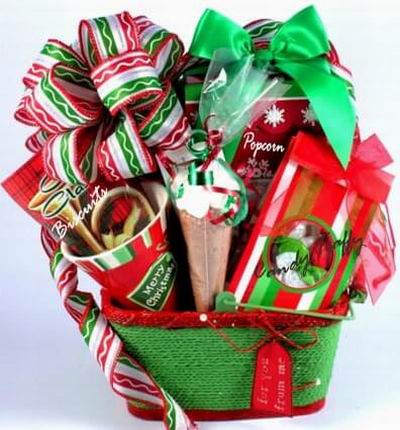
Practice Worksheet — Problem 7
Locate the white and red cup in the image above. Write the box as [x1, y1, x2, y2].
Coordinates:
[61, 181, 178, 311]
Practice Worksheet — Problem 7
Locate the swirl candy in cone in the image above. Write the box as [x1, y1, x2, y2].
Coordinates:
[62, 181, 178, 311]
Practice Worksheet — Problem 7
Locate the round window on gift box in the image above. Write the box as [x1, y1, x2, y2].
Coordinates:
[263, 217, 338, 293]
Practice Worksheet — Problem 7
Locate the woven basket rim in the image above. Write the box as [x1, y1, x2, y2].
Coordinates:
[102, 291, 349, 329]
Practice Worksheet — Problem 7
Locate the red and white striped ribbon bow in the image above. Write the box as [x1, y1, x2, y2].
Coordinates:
[16, 11, 191, 186]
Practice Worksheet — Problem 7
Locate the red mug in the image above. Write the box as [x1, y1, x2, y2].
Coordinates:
[62, 181, 178, 311]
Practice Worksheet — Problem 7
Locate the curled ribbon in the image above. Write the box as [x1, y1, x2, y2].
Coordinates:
[189, 6, 356, 167]
[16, 12, 191, 185]
[185, 121, 248, 226]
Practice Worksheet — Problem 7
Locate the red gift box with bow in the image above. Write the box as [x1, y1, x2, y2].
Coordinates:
[227, 131, 394, 314]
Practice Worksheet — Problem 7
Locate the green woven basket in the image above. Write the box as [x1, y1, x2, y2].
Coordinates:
[103, 296, 344, 421]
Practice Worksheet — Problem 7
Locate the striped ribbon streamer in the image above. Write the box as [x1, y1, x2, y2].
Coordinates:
[15, 11, 191, 186]
[41, 227, 197, 430]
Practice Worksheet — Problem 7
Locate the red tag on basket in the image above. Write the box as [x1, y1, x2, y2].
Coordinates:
[252, 341, 293, 416]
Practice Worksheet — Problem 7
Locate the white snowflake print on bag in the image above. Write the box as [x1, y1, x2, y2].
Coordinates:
[238, 157, 274, 179]
[264, 104, 285, 128]
[301, 103, 318, 126]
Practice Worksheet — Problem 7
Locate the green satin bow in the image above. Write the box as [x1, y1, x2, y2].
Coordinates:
[189, 6, 356, 167]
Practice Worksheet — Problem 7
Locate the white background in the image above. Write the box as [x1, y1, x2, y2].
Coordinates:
[1, 1, 399, 429]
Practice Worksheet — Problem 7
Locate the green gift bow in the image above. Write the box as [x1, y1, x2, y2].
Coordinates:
[189, 6, 356, 167]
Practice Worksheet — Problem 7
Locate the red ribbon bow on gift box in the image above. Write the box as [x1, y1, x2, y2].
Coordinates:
[291, 132, 394, 204]
[15, 12, 191, 186]
[291, 132, 395, 303]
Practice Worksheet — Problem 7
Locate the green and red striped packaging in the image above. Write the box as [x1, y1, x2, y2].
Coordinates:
[227, 132, 392, 314]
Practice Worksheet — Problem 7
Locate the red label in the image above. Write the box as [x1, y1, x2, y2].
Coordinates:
[232, 125, 290, 181]
[231, 98, 322, 183]
[252, 342, 293, 416]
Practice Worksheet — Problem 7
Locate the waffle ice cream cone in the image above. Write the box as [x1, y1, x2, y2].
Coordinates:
[178, 210, 232, 312]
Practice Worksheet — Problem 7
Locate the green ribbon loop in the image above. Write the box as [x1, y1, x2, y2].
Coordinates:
[187, 160, 214, 185]
[189, 6, 356, 167]
[184, 130, 248, 226]
[187, 129, 211, 161]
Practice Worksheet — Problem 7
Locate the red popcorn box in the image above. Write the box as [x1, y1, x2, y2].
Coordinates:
[228, 91, 323, 221]
[62, 181, 178, 311]
[183, 74, 322, 186]
[227, 132, 394, 313]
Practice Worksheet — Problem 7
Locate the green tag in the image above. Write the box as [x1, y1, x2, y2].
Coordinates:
[127, 253, 177, 311]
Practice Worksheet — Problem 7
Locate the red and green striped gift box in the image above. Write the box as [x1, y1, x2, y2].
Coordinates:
[228, 132, 384, 314]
